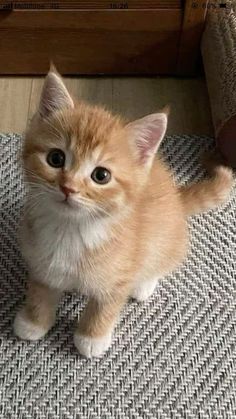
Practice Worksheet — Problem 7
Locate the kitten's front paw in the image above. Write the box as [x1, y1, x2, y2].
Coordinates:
[74, 332, 112, 358]
[14, 308, 48, 341]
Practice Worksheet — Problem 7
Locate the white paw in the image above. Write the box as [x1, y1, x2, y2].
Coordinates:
[74, 332, 112, 358]
[131, 278, 157, 301]
[14, 309, 48, 341]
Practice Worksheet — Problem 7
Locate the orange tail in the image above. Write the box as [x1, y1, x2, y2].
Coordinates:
[179, 164, 234, 217]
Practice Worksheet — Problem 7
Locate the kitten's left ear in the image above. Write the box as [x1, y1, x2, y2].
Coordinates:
[127, 111, 168, 168]
[38, 68, 74, 118]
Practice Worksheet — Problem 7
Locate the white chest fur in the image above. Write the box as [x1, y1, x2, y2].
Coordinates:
[21, 207, 111, 292]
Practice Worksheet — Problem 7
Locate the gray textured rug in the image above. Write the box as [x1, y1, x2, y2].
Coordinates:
[0, 134, 235, 419]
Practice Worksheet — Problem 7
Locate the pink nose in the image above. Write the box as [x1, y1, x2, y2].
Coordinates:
[60, 185, 76, 197]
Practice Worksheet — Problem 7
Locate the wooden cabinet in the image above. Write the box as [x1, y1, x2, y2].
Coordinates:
[0, 1, 208, 75]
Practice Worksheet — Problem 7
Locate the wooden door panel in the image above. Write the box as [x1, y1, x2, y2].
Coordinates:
[0, 1, 208, 75]
[0, 8, 182, 75]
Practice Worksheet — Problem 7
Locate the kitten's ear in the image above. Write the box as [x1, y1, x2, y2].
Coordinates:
[38, 69, 74, 118]
[127, 111, 168, 168]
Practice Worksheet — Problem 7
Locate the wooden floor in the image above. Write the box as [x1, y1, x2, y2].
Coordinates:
[0, 76, 214, 136]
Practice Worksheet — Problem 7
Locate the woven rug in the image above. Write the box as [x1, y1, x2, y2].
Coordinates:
[0, 134, 235, 419]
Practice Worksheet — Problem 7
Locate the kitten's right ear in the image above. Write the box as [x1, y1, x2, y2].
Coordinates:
[38, 70, 74, 118]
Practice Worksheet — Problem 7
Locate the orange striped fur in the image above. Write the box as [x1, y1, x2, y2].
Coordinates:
[14, 70, 234, 357]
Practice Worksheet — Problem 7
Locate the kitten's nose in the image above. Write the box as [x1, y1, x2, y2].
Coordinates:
[60, 185, 76, 197]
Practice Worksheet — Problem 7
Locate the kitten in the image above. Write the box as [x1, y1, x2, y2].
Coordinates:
[14, 69, 233, 357]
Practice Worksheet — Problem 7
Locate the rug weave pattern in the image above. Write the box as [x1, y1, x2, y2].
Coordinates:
[0, 134, 235, 419]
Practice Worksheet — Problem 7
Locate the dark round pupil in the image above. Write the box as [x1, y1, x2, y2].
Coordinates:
[51, 153, 62, 165]
[95, 168, 108, 181]
[91, 166, 111, 184]
[47, 149, 65, 168]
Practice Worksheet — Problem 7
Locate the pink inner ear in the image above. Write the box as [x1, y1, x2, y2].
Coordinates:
[137, 123, 166, 162]
[129, 113, 167, 163]
[39, 72, 74, 118]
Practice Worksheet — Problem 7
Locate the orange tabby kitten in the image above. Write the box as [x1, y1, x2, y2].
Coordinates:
[14, 69, 233, 357]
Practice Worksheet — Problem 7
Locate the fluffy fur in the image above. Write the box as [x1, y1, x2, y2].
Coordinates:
[14, 70, 234, 357]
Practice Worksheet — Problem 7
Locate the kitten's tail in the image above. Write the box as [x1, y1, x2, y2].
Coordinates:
[179, 154, 234, 216]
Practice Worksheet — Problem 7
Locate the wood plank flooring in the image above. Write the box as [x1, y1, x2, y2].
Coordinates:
[0, 77, 214, 136]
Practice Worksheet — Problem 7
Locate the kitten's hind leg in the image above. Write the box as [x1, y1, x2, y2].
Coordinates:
[131, 277, 158, 302]
[14, 279, 61, 341]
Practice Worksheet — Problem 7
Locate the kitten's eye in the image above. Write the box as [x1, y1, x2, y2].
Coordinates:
[91, 167, 111, 185]
[47, 149, 65, 168]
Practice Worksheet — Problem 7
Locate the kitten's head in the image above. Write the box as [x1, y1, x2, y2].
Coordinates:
[23, 69, 168, 221]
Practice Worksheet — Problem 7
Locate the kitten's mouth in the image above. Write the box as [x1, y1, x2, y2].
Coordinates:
[61, 199, 69, 206]
[59, 199, 73, 207]
[57, 197, 80, 210]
